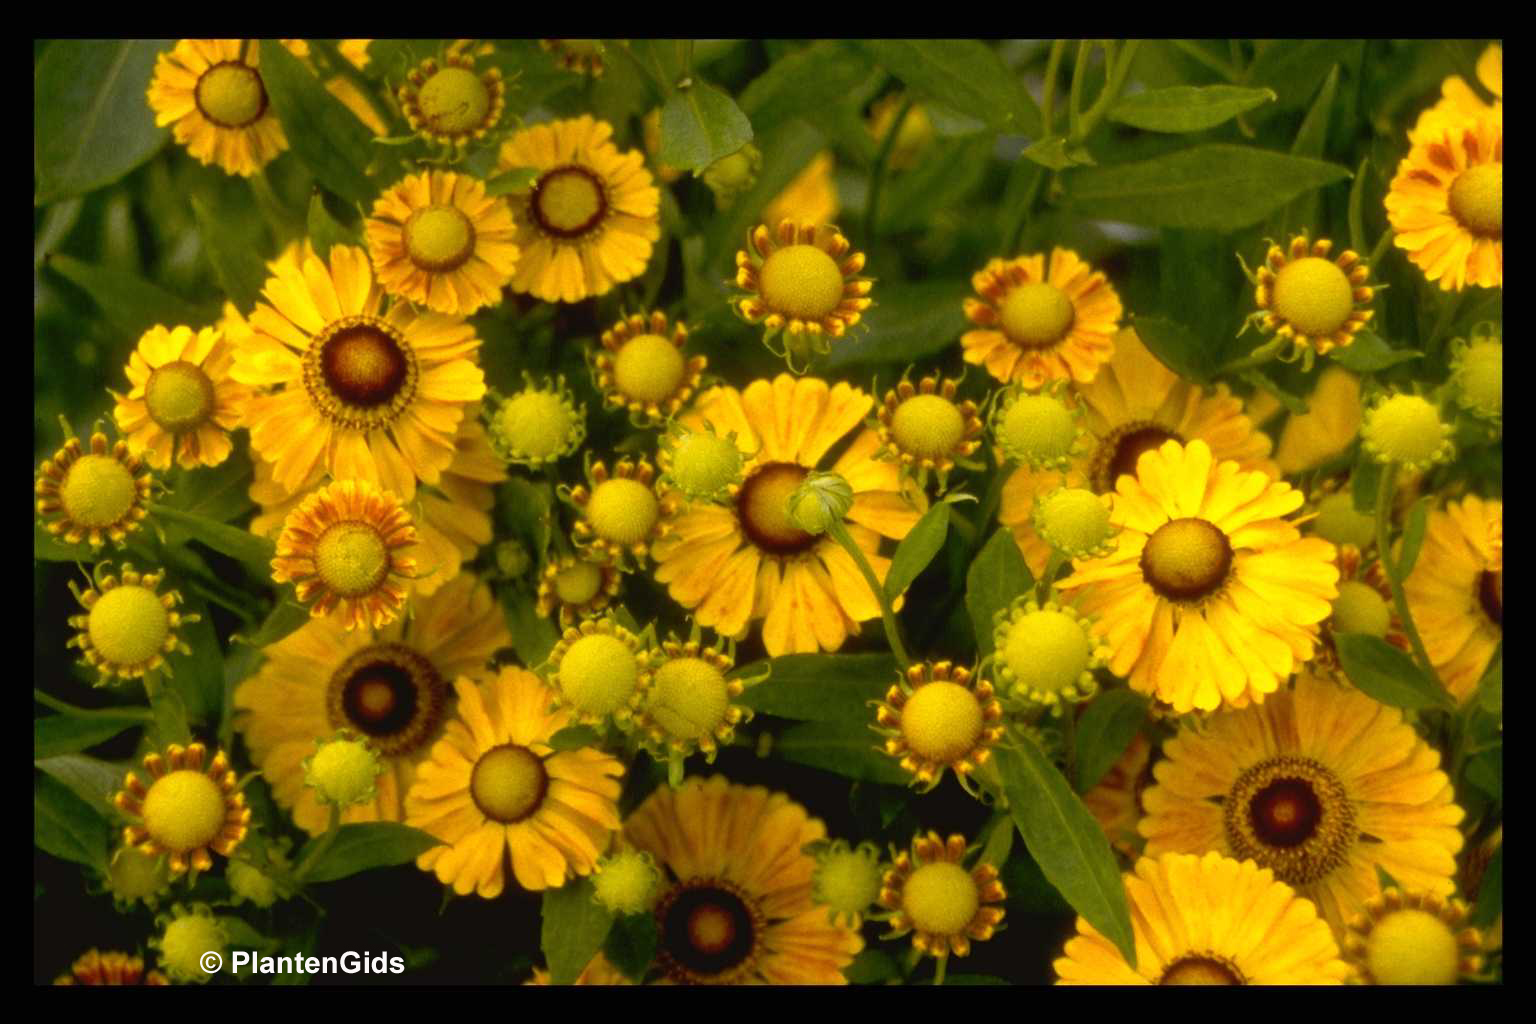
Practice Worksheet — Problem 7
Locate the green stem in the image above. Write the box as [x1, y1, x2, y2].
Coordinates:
[1374, 464, 1442, 690]
[1067, 40, 1091, 140]
[294, 804, 343, 883]
[1369, 227, 1397, 270]
[933, 953, 948, 986]
[828, 520, 911, 669]
[1038, 550, 1066, 603]
[1216, 336, 1286, 376]
[1072, 40, 1142, 145]
[1040, 40, 1067, 136]
[33, 689, 153, 720]
[863, 98, 913, 245]
[968, 450, 1009, 557]
[1061, 702, 1078, 787]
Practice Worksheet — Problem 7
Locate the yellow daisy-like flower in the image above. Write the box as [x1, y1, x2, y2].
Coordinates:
[652, 375, 925, 656]
[1082, 729, 1153, 859]
[110, 325, 247, 470]
[541, 39, 606, 77]
[961, 248, 1123, 389]
[67, 564, 195, 684]
[497, 115, 660, 303]
[232, 243, 487, 501]
[1341, 889, 1485, 985]
[365, 170, 521, 316]
[145, 39, 300, 177]
[1403, 494, 1502, 704]
[234, 573, 509, 835]
[732, 221, 873, 371]
[1249, 234, 1375, 361]
[567, 457, 665, 570]
[54, 950, 169, 986]
[993, 598, 1108, 711]
[624, 775, 864, 984]
[1057, 439, 1338, 714]
[544, 615, 650, 728]
[1386, 105, 1502, 292]
[635, 636, 750, 764]
[878, 831, 1006, 962]
[270, 478, 418, 631]
[1139, 671, 1465, 936]
[874, 372, 984, 493]
[113, 743, 250, 876]
[1422, 43, 1501, 126]
[36, 429, 153, 550]
[1055, 851, 1351, 985]
[397, 50, 505, 152]
[762, 151, 840, 229]
[535, 556, 623, 628]
[873, 661, 1004, 791]
[592, 311, 707, 425]
[406, 668, 624, 896]
[1273, 365, 1362, 475]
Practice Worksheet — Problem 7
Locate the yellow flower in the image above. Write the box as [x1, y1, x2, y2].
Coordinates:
[111, 325, 246, 470]
[624, 776, 864, 984]
[762, 151, 840, 228]
[36, 429, 153, 550]
[407, 668, 624, 896]
[878, 831, 1006, 961]
[339, 39, 373, 69]
[497, 115, 660, 303]
[397, 50, 505, 152]
[1057, 439, 1338, 713]
[146, 40, 302, 176]
[1249, 233, 1375, 361]
[874, 372, 984, 493]
[1403, 494, 1501, 704]
[270, 478, 419, 631]
[732, 221, 873, 370]
[113, 743, 250, 876]
[544, 615, 650, 728]
[873, 661, 1004, 791]
[1139, 671, 1465, 936]
[1421, 43, 1502, 126]
[652, 375, 925, 656]
[1055, 852, 1350, 984]
[535, 556, 623, 628]
[634, 635, 750, 763]
[1341, 889, 1485, 985]
[961, 248, 1123, 389]
[527, 953, 633, 985]
[566, 457, 665, 570]
[67, 564, 195, 684]
[592, 311, 707, 425]
[231, 243, 487, 501]
[1273, 366, 1362, 474]
[484, 375, 586, 469]
[53, 950, 169, 986]
[1386, 105, 1502, 291]
[365, 170, 521, 316]
[235, 573, 509, 836]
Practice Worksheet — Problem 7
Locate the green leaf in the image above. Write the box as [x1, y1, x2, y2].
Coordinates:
[821, 279, 970, 371]
[34, 713, 145, 759]
[879, 135, 994, 233]
[35, 754, 124, 813]
[1289, 67, 1338, 159]
[659, 82, 753, 173]
[1335, 633, 1454, 711]
[149, 504, 275, 581]
[1477, 650, 1502, 714]
[1470, 843, 1502, 928]
[235, 599, 312, 650]
[1242, 370, 1309, 415]
[547, 726, 602, 752]
[966, 529, 1034, 655]
[34, 39, 171, 205]
[260, 38, 376, 205]
[307, 190, 359, 264]
[1109, 85, 1275, 133]
[1348, 156, 1372, 256]
[1246, 39, 1358, 111]
[843, 948, 902, 985]
[300, 822, 444, 883]
[885, 504, 949, 600]
[1393, 497, 1433, 582]
[995, 741, 1136, 966]
[1464, 749, 1501, 802]
[1131, 314, 1215, 384]
[602, 912, 658, 982]
[979, 811, 1015, 868]
[161, 455, 257, 526]
[484, 167, 541, 197]
[541, 878, 615, 985]
[1065, 145, 1351, 230]
[34, 523, 100, 564]
[44, 253, 202, 337]
[774, 719, 910, 785]
[1000, 845, 1073, 915]
[860, 40, 1040, 135]
[34, 771, 110, 872]
[738, 41, 875, 135]
[501, 587, 559, 670]
[1330, 332, 1423, 373]
[1074, 690, 1149, 792]
[162, 595, 225, 727]
[1351, 451, 1384, 516]
[738, 653, 897, 726]
[191, 195, 267, 311]
[149, 685, 192, 748]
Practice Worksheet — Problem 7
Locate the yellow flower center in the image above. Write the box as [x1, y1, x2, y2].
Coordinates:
[999, 394, 1076, 466]
[1363, 394, 1447, 466]
[649, 657, 730, 741]
[1159, 955, 1245, 985]
[1141, 517, 1233, 602]
[307, 738, 379, 807]
[737, 462, 815, 554]
[417, 66, 491, 136]
[1447, 163, 1502, 238]
[532, 166, 607, 237]
[900, 681, 983, 763]
[668, 431, 744, 497]
[1365, 909, 1461, 985]
[999, 282, 1075, 347]
[557, 634, 639, 716]
[60, 454, 138, 528]
[227, 859, 280, 908]
[494, 389, 574, 460]
[470, 744, 548, 823]
[593, 851, 660, 915]
[1456, 340, 1502, 418]
[902, 862, 979, 936]
[141, 770, 226, 853]
[586, 478, 659, 547]
[195, 61, 267, 128]
[403, 204, 476, 272]
[1003, 609, 1091, 696]
[159, 913, 226, 981]
[107, 847, 169, 903]
[758, 244, 845, 320]
[891, 394, 966, 459]
[553, 561, 603, 605]
[1225, 755, 1357, 886]
[145, 360, 216, 432]
[1332, 580, 1391, 638]
[815, 850, 882, 915]
[1312, 492, 1377, 549]
[1036, 487, 1112, 555]
[314, 522, 390, 598]
[613, 333, 686, 404]
[88, 585, 170, 668]
[1271, 256, 1355, 337]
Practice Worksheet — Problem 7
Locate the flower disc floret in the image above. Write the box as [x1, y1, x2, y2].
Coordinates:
[1332, 580, 1391, 638]
[68, 565, 195, 683]
[878, 832, 1006, 961]
[1450, 328, 1502, 423]
[809, 839, 884, 928]
[1447, 164, 1502, 238]
[1034, 486, 1115, 558]
[874, 662, 1004, 792]
[397, 54, 504, 150]
[1361, 393, 1454, 470]
[637, 637, 747, 762]
[568, 457, 664, 569]
[536, 556, 622, 628]
[1312, 492, 1377, 549]
[875, 373, 983, 492]
[993, 388, 1080, 470]
[114, 743, 249, 875]
[733, 221, 873, 372]
[546, 616, 648, 726]
[227, 857, 284, 909]
[154, 905, 227, 984]
[993, 599, 1105, 710]
[592, 850, 662, 915]
[304, 732, 385, 808]
[37, 430, 153, 549]
[104, 846, 171, 908]
[658, 423, 747, 501]
[1341, 890, 1484, 985]
[485, 375, 586, 468]
[1249, 234, 1375, 365]
[593, 312, 705, 423]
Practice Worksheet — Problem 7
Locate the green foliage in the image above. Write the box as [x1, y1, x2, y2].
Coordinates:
[860, 40, 1041, 134]
[966, 530, 1033, 655]
[1108, 85, 1275, 133]
[261, 39, 378, 205]
[660, 82, 754, 172]
[1335, 634, 1455, 711]
[738, 653, 897, 725]
[884, 503, 949, 600]
[1073, 690, 1149, 792]
[541, 878, 615, 985]
[299, 823, 444, 883]
[35, 771, 111, 873]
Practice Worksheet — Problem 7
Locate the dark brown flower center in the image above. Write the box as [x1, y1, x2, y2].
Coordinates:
[736, 462, 817, 556]
[1140, 517, 1234, 603]
[327, 643, 447, 757]
[1478, 569, 1502, 629]
[1159, 954, 1246, 985]
[656, 880, 761, 983]
[1225, 755, 1357, 886]
[1093, 421, 1181, 493]
[303, 315, 420, 429]
[530, 165, 609, 239]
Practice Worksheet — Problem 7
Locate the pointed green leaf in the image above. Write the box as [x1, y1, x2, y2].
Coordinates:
[149, 504, 275, 580]
[602, 912, 659, 982]
[821, 278, 971, 370]
[1470, 843, 1502, 927]
[1392, 497, 1433, 582]
[300, 822, 444, 883]
[1074, 690, 1149, 792]
[191, 195, 267, 311]
[44, 253, 202, 336]
[774, 719, 909, 784]
[966, 530, 1034, 655]
[885, 504, 950, 600]
[34, 712, 146, 760]
[235, 599, 312, 650]
[1131, 314, 1214, 384]
[738, 653, 897, 725]
[260, 38, 376, 204]
[660, 81, 753, 173]
[35, 754, 125, 814]
[34, 771, 111, 872]
[307, 190, 359, 263]
[739, 41, 876, 135]
[484, 167, 540, 197]
[1335, 633, 1454, 711]
[860, 40, 1040, 135]
[548, 726, 602, 752]
[1109, 85, 1276, 133]
[1331, 332, 1423, 373]
[542, 878, 615, 985]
